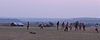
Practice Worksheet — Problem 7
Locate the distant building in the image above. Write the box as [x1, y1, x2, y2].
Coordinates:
[10, 22, 24, 27]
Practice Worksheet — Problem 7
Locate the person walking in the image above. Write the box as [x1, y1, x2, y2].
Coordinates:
[79, 23, 82, 30]
[57, 21, 59, 30]
[74, 21, 79, 31]
[64, 22, 69, 31]
[69, 23, 72, 30]
[62, 22, 65, 29]
[82, 23, 86, 31]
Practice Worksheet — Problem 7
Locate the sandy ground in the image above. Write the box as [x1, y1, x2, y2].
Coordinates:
[0, 26, 100, 40]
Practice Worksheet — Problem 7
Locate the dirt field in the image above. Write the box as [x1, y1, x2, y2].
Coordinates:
[0, 26, 100, 40]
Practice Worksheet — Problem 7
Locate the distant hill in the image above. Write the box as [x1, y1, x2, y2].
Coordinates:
[0, 17, 100, 27]
[19, 17, 100, 23]
[0, 18, 22, 23]
[66, 17, 100, 27]
[67, 17, 100, 23]
[18, 17, 100, 27]
[0, 18, 23, 26]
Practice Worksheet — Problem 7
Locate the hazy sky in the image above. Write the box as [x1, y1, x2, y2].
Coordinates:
[0, 0, 100, 18]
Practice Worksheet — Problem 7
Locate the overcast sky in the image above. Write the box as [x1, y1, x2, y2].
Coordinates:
[0, 0, 100, 18]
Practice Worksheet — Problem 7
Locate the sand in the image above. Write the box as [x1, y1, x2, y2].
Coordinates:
[0, 26, 100, 40]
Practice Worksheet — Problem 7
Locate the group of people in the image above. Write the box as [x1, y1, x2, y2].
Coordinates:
[57, 21, 86, 31]
[57, 21, 99, 33]
[26, 21, 99, 33]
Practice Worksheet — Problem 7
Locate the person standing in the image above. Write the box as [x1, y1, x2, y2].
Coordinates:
[27, 21, 30, 30]
[57, 21, 59, 30]
[62, 22, 65, 29]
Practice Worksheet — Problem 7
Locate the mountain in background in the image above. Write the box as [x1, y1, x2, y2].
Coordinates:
[0, 18, 23, 26]
[0, 17, 100, 27]
[67, 17, 100, 23]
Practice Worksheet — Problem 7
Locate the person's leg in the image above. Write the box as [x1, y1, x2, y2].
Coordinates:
[83, 27, 85, 31]
[95, 28, 99, 33]
[64, 27, 66, 31]
[70, 27, 72, 30]
[75, 26, 78, 31]
[27, 26, 28, 30]
[64, 27, 68, 31]
[75, 27, 76, 31]
[57, 25, 59, 30]
[79, 26, 81, 30]
[40, 26, 42, 29]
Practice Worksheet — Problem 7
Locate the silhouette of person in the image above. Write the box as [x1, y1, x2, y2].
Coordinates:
[40, 24, 44, 30]
[74, 21, 79, 31]
[69, 23, 72, 30]
[79, 23, 82, 30]
[57, 21, 59, 30]
[82, 23, 86, 31]
[39, 24, 44, 30]
[95, 23, 99, 33]
[27, 21, 29, 30]
[62, 22, 65, 29]
[64, 22, 69, 31]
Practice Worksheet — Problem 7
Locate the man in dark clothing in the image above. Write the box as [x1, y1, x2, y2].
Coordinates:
[64, 22, 69, 31]
[74, 21, 79, 31]
[57, 21, 59, 30]
[27, 21, 29, 30]
[62, 22, 65, 29]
